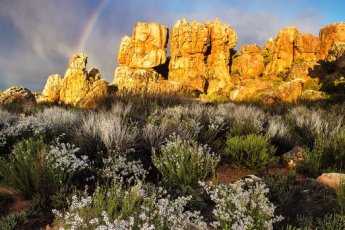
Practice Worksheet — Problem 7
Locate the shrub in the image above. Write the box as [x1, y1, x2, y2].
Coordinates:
[100, 149, 148, 184]
[287, 106, 344, 148]
[152, 135, 220, 187]
[0, 109, 17, 130]
[217, 103, 267, 136]
[0, 138, 88, 199]
[53, 182, 207, 229]
[201, 176, 283, 230]
[79, 110, 139, 152]
[0, 138, 51, 199]
[223, 134, 277, 169]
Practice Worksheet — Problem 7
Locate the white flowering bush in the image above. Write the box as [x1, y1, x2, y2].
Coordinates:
[45, 137, 90, 184]
[0, 108, 17, 129]
[201, 176, 283, 230]
[100, 149, 148, 184]
[152, 134, 220, 187]
[53, 182, 207, 230]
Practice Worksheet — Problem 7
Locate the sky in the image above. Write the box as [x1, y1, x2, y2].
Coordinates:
[0, 0, 344, 91]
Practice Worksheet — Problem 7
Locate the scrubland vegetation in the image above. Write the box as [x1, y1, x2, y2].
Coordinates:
[0, 94, 345, 229]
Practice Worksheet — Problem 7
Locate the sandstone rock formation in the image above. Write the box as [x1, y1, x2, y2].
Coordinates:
[205, 19, 237, 94]
[118, 22, 168, 68]
[231, 44, 265, 80]
[325, 42, 345, 72]
[318, 22, 345, 60]
[41, 53, 111, 108]
[0, 86, 36, 109]
[168, 19, 210, 92]
[264, 27, 320, 75]
[40, 74, 63, 102]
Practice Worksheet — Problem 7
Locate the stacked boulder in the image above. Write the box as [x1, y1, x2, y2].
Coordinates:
[40, 53, 111, 108]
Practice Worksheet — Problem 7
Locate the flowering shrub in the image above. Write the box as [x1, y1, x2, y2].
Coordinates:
[100, 149, 148, 184]
[53, 182, 207, 230]
[223, 134, 277, 168]
[152, 134, 220, 187]
[201, 176, 283, 230]
[0, 108, 17, 129]
[46, 137, 90, 184]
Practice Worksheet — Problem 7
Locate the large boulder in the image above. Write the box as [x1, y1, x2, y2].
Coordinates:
[231, 44, 265, 80]
[169, 19, 210, 92]
[318, 22, 345, 60]
[205, 19, 237, 94]
[0, 86, 36, 109]
[77, 79, 110, 109]
[40, 74, 64, 102]
[118, 22, 168, 68]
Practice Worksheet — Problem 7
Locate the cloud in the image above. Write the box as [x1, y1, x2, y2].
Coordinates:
[0, 0, 325, 91]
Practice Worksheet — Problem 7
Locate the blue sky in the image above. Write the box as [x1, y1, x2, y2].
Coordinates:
[0, 0, 344, 91]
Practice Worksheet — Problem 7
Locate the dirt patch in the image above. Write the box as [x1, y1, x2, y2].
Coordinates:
[215, 163, 307, 184]
[0, 186, 30, 217]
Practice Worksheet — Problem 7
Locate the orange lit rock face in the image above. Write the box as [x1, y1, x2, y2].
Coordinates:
[169, 19, 210, 92]
[118, 22, 168, 68]
[317, 173, 345, 189]
[318, 22, 345, 60]
[294, 33, 320, 62]
[231, 44, 265, 80]
[206, 19, 237, 94]
[41, 53, 110, 108]
[40, 74, 64, 102]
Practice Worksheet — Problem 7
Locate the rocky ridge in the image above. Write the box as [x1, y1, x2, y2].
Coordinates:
[2, 20, 344, 109]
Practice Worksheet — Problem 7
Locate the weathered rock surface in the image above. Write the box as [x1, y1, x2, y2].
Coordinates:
[264, 27, 320, 76]
[118, 22, 168, 68]
[0, 86, 36, 109]
[40, 53, 111, 108]
[169, 19, 209, 92]
[113, 66, 198, 95]
[317, 173, 345, 189]
[318, 22, 345, 60]
[40, 74, 64, 102]
[231, 44, 265, 80]
[281, 146, 305, 167]
[325, 42, 345, 71]
[59, 53, 91, 105]
[206, 19, 237, 94]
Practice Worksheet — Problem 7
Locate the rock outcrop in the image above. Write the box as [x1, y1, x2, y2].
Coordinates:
[231, 44, 265, 80]
[205, 19, 237, 94]
[168, 19, 210, 92]
[318, 22, 345, 60]
[40, 74, 64, 102]
[40, 53, 111, 108]
[118, 22, 168, 68]
[0, 86, 36, 109]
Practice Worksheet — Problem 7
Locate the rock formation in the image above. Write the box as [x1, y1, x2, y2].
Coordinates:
[168, 19, 210, 92]
[0, 86, 36, 109]
[318, 22, 345, 60]
[40, 74, 64, 102]
[206, 19, 237, 94]
[231, 44, 265, 80]
[41, 53, 111, 108]
[113, 22, 175, 93]
[118, 22, 168, 68]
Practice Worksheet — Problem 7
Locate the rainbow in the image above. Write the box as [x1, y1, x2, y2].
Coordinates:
[76, 0, 109, 52]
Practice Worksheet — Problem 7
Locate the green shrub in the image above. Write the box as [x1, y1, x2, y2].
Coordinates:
[336, 179, 345, 214]
[223, 134, 277, 168]
[0, 138, 62, 199]
[152, 135, 220, 187]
